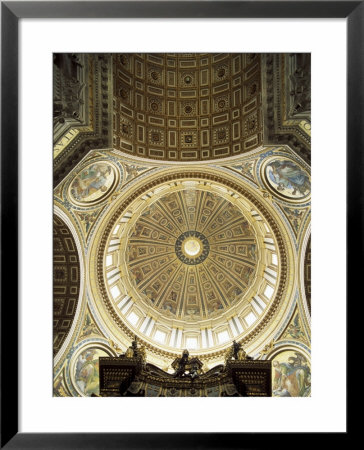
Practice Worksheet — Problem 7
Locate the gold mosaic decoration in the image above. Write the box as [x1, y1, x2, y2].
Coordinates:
[282, 206, 309, 236]
[281, 311, 309, 344]
[77, 308, 102, 342]
[74, 207, 104, 239]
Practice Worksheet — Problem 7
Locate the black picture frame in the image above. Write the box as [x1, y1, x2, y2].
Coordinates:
[1, 1, 357, 448]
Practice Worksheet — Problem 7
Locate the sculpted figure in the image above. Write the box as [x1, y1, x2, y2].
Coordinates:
[232, 340, 241, 360]
[173, 349, 190, 378]
[125, 336, 143, 359]
[226, 340, 252, 361]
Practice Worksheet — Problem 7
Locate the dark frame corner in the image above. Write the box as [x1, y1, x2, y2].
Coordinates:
[1, 1, 359, 448]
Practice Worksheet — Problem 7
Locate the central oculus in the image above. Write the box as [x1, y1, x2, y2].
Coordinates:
[183, 238, 201, 256]
[175, 231, 210, 265]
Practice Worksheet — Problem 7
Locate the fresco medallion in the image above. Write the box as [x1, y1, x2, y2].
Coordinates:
[262, 157, 310, 202]
[69, 161, 119, 206]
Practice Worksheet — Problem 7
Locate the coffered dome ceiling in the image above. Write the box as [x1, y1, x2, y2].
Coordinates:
[127, 189, 258, 321]
[87, 166, 296, 361]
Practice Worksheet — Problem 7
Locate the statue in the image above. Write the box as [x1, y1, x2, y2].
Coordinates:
[188, 361, 200, 379]
[225, 340, 252, 361]
[233, 340, 241, 360]
[131, 338, 138, 356]
[172, 349, 190, 378]
[124, 346, 133, 358]
[237, 348, 248, 360]
[124, 336, 145, 361]
[171, 350, 203, 379]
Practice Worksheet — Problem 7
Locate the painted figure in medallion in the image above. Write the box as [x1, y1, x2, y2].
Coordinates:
[266, 159, 310, 199]
[75, 348, 108, 396]
[272, 351, 311, 397]
[70, 162, 115, 203]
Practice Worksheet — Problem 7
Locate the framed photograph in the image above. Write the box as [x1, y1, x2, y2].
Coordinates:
[1, 1, 356, 448]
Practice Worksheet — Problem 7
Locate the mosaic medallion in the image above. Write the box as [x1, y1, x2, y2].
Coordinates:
[71, 346, 111, 397]
[69, 161, 119, 206]
[272, 350, 311, 397]
[261, 157, 310, 202]
[175, 231, 210, 265]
